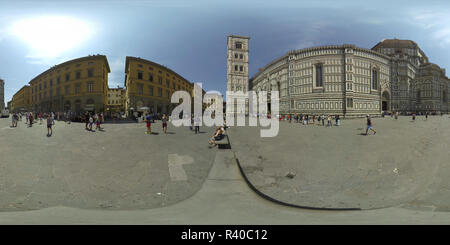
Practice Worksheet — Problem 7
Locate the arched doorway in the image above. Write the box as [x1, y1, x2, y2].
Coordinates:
[382, 91, 390, 111]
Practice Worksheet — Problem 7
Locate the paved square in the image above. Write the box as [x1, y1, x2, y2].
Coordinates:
[0, 118, 217, 211]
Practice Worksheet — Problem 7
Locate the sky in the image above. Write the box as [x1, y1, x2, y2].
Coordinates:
[1, 0, 450, 104]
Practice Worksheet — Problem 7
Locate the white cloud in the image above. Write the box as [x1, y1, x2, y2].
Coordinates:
[107, 57, 125, 88]
[410, 9, 450, 47]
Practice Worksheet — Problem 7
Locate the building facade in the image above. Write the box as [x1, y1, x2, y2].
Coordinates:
[124, 56, 194, 116]
[227, 35, 250, 115]
[107, 87, 125, 113]
[10, 85, 31, 112]
[0, 78, 4, 110]
[29, 55, 110, 114]
[248, 38, 450, 117]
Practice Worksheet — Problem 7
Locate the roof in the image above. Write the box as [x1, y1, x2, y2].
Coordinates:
[125, 56, 193, 85]
[372, 39, 418, 49]
[29, 55, 111, 85]
[228, 35, 250, 39]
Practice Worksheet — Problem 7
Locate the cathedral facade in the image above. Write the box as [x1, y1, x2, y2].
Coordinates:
[240, 38, 449, 117]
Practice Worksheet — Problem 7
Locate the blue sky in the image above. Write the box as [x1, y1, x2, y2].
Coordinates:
[1, 0, 450, 104]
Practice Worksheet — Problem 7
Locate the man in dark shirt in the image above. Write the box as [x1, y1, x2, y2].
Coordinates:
[365, 115, 376, 135]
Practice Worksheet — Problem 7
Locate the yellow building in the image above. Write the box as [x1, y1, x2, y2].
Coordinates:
[29, 55, 110, 114]
[107, 87, 125, 113]
[11, 85, 31, 112]
[124, 56, 194, 115]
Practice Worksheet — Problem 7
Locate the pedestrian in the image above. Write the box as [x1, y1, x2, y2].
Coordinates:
[95, 113, 101, 130]
[194, 114, 200, 134]
[365, 114, 376, 135]
[336, 115, 341, 126]
[39, 113, 43, 125]
[321, 114, 325, 126]
[85, 112, 90, 130]
[29, 113, 34, 127]
[89, 115, 94, 131]
[412, 113, 416, 121]
[145, 113, 152, 134]
[162, 114, 168, 134]
[425, 112, 428, 120]
[25, 112, 29, 124]
[395, 111, 398, 120]
[327, 115, 332, 127]
[47, 113, 54, 136]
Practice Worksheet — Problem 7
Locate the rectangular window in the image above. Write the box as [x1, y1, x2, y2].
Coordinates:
[65, 85, 70, 95]
[166, 90, 170, 98]
[50, 79, 53, 87]
[88, 69, 94, 77]
[240, 54, 243, 59]
[138, 72, 143, 80]
[149, 86, 154, 96]
[137, 83, 143, 95]
[149, 74, 154, 82]
[158, 87, 162, 97]
[65, 73, 70, 82]
[235, 65, 238, 71]
[158, 76, 162, 84]
[87, 82, 94, 92]
[76, 71, 81, 79]
[44, 82, 47, 89]
[75, 84, 81, 94]
[240, 66, 243, 72]
[235, 42, 242, 49]
[57, 77, 60, 84]
[49, 90, 53, 97]
[166, 80, 170, 88]
[316, 64, 323, 87]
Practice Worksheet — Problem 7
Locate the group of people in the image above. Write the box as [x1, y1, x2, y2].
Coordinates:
[83, 112, 104, 131]
[10, 112, 55, 136]
[145, 113, 168, 134]
[282, 114, 341, 127]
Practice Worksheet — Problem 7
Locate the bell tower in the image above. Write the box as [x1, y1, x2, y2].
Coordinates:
[227, 35, 250, 115]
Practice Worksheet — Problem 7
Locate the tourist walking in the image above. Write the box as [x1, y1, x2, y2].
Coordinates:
[321, 114, 325, 126]
[425, 112, 428, 120]
[412, 113, 416, 121]
[47, 113, 54, 136]
[84, 112, 90, 130]
[162, 114, 168, 134]
[88, 115, 94, 131]
[29, 113, 34, 127]
[327, 115, 332, 127]
[39, 113, 43, 125]
[194, 114, 200, 134]
[395, 111, 398, 120]
[145, 113, 152, 134]
[365, 115, 376, 135]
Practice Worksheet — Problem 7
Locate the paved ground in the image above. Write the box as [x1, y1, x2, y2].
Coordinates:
[1, 115, 450, 224]
[229, 115, 450, 210]
[1, 150, 450, 224]
[0, 118, 216, 211]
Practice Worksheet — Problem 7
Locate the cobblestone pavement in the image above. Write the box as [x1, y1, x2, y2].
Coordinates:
[0, 118, 216, 211]
[229, 115, 450, 210]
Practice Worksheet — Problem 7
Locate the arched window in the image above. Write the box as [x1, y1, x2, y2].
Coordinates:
[372, 69, 378, 90]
